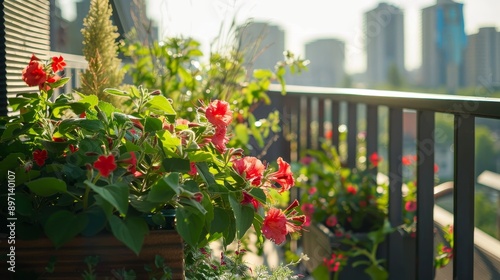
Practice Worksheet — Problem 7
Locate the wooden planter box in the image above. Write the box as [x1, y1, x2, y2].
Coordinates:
[0, 230, 184, 279]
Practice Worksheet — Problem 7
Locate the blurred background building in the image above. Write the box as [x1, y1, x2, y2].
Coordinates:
[364, 2, 405, 87]
[421, 0, 467, 93]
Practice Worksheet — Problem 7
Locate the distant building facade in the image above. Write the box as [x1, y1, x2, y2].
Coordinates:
[296, 38, 345, 87]
[421, 0, 467, 92]
[364, 3, 405, 87]
[464, 27, 500, 89]
[238, 22, 286, 74]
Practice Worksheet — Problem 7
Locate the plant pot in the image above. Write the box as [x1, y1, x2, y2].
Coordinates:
[0, 230, 184, 279]
[302, 223, 420, 280]
[302, 223, 379, 279]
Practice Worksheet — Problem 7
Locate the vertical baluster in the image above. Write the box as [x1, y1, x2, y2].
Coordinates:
[331, 100, 340, 150]
[388, 107, 404, 280]
[366, 104, 378, 175]
[306, 97, 313, 149]
[416, 110, 435, 280]
[318, 98, 325, 148]
[347, 102, 357, 169]
[453, 115, 475, 279]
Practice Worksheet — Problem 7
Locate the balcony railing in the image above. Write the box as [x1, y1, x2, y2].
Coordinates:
[39, 53, 500, 279]
[264, 84, 500, 280]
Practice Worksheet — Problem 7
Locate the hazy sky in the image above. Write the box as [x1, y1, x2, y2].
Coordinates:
[59, 0, 500, 74]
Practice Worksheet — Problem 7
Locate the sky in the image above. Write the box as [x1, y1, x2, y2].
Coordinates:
[59, 0, 500, 74]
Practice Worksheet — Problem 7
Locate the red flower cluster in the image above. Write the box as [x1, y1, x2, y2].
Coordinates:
[268, 157, 295, 193]
[262, 200, 305, 245]
[232, 156, 265, 186]
[33, 149, 48, 166]
[369, 152, 382, 167]
[22, 54, 66, 90]
[204, 100, 232, 153]
[323, 252, 346, 272]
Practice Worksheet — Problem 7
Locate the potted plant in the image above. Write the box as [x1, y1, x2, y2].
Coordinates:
[294, 141, 428, 280]
[0, 52, 306, 279]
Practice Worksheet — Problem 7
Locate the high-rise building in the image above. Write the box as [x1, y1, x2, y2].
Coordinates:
[364, 3, 405, 87]
[238, 22, 286, 74]
[421, 0, 467, 92]
[296, 38, 345, 87]
[465, 27, 500, 89]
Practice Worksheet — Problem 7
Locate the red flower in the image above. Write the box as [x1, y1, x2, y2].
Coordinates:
[188, 162, 197, 176]
[33, 149, 48, 166]
[262, 208, 288, 245]
[241, 192, 260, 210]
[122, 152, 137, 173]
[52, 136, 65, 142]
[22, 60, 47, 87]
[193, 192, 203, 203]
[93, 154, 117, 177]
[324, 129, 333, 140]
[268, 157, 294, 193]
[369, 152, 382, 167]
[402, 155, 412, 166]
[69, 144, 78, 153]
[300, 203, 315, 216]
[323, 253, 345, 272]
[326, 215, 338, 227]
[434, 163, 439, 173]
[262, 200, 305, 245]
[211, 126, 229, 153]
[405, 200, 417, 212]
[359, 200, 367, 208]
[233, 156, 265, 186]
[205, 100, 232, 128]
[51, 55, 66, 72]
[346, 184, 357, 195]
[308, 186, 317, 195]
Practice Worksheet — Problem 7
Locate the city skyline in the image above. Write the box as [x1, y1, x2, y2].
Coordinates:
[57, 0, 500, 74]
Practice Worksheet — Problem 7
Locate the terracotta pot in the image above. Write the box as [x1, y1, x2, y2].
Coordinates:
[0, 230, 184, 279]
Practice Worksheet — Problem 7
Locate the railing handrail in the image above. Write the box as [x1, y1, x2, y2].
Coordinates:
[269, 84, 500, 119]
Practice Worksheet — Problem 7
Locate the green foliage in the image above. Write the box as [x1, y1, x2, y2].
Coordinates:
[120, 33, 308, 155]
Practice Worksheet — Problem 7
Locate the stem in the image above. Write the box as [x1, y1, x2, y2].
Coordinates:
[83, 184, 90, 210]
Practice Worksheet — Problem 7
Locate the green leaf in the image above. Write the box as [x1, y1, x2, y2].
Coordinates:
[144, 117, 163, 132]
[1, 123, 22, 141]
[210, 207, 230, 234]
[50, 77, 70, 89]
[86, 181, 129, 216]
[229, 195, 254, 239]
[147, 173, 181, 203]
[253, 69, 273, 79]
[58, 119, 104, 134]
[312, 264, 329, 279]
[249, 188, 267, 204]
[81, 206, 107, 237]
[157, 130, 181, 148]
[176, 206, 204, 247]
[235, 124, 250, 144]
[109, 216, 149, 255]
[146, 95, 176, 118]
[196, 162, 216, 187]
[162, 158, 190, 172]
[104, 88, 129, 96]
[44, 210, 88, 248]
[25, 178, 67, 196]
[365, 264, 388, 280]
[187, 151, 213, 162]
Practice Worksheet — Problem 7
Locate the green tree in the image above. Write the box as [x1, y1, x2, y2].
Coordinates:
[80, 0, 124, 100]
[387, 63, 403, 89]
[475, 125, 498, 176]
